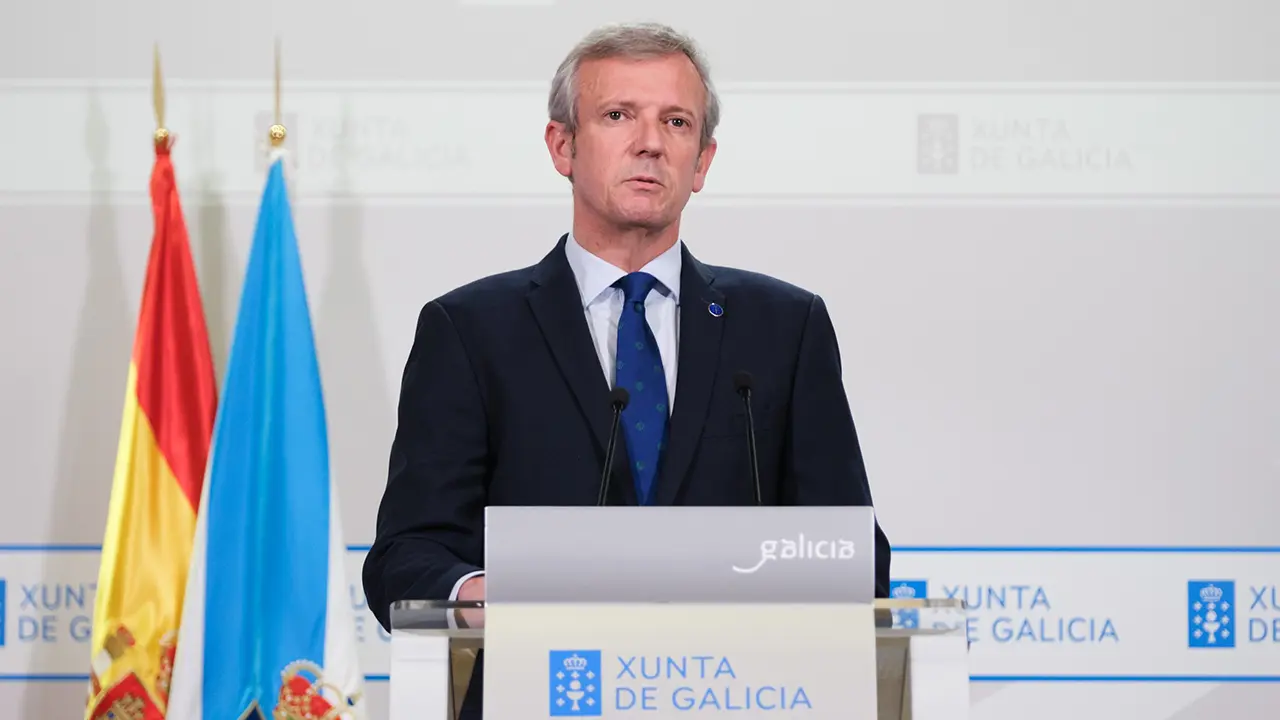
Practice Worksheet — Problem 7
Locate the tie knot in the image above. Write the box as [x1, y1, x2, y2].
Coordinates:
[615, 272, 660, 304]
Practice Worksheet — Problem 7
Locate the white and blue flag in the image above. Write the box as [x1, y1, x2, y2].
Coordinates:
[167, 149, 366, 720]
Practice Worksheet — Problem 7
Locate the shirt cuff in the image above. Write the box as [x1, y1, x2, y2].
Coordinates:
[447, 570, 485, 630]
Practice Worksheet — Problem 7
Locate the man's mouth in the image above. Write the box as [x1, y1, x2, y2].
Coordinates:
[627, 175, 662, 186]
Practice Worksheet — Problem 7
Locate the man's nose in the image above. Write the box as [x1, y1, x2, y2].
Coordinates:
[634, 119, 665, 156]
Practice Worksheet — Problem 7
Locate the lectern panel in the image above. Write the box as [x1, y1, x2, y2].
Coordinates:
[484, 506, 877, 603]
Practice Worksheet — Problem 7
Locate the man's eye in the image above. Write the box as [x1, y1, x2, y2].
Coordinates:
[670, 118, 686, 127]
[607, 111, 623, 120]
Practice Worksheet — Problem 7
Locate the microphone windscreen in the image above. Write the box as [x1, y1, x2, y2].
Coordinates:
[609, 387, 631, 409]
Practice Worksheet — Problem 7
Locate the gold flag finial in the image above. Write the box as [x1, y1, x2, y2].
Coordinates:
[269, 36, 286, 147]
[152, 43, 169, 147]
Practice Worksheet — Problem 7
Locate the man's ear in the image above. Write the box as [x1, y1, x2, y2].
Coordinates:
[691, 137, 717, 194]
[545, 121, 574, 179]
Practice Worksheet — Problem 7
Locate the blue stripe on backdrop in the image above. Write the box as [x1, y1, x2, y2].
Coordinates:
[894, 546, 1280, 553]
[972, 676, 1280, 683]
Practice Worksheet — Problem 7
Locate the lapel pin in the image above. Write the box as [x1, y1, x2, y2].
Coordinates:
[707, 302, 724, 318]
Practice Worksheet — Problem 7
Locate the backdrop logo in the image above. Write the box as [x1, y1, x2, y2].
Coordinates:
[14, 579, 95, 645]
[549, 650, 602, 716]
[731, 535, 855, 574]
[966, 115, 1134, 174]
[348, 583, 390, 645]
[940, 583, 1118, 645]
[915, 112, 1135, 176]
[917, 114, 960, 175]
[256, 110, 472, 179]
[0, 579, 6, 647]
[889, 580, 927, 628]
[1188, 580, 1235, 648]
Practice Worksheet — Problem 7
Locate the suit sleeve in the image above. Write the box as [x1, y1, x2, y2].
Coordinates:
[362, 300, 489, 630]
[781, 294, 892, 598]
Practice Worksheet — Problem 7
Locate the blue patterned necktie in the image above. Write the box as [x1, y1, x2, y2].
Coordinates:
[613, 272, 670, 506]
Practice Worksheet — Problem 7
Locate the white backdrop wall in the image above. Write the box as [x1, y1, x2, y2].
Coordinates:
[2, 0, 1279, 718]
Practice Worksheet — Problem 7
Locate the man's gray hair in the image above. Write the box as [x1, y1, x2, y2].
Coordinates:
[548, 22, 721, 149]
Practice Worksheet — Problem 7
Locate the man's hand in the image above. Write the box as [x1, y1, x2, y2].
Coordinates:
[456, 575, 485, 628]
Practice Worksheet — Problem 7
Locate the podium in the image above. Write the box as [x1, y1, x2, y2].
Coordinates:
[385, 505, 970, 719]
[387, 598, 969, 719]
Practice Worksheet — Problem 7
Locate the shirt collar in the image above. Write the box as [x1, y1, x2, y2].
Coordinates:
[564, 232, 683, 308]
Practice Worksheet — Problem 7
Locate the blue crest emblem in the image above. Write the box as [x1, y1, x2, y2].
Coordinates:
[549, 650, 602, 716]
[889, 580, 927, 629]
[1188, 580, 1235, 648]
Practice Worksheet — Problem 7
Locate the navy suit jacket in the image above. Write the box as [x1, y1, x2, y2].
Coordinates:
[363, 235, 891, 716]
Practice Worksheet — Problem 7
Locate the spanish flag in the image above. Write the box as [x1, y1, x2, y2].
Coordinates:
[85, 130, 217, 720]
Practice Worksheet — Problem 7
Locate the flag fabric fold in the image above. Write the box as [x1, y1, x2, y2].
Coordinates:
[87, 137, 218, 720]
[166, 149, 366, 720]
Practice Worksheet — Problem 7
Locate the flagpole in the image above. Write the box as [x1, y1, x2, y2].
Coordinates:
[153, 42, 169, 149]
[269, 36, 286, 148]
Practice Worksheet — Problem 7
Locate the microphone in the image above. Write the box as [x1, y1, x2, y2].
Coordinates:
[733, 371, 763, 506]
[597, 387, 631, 506]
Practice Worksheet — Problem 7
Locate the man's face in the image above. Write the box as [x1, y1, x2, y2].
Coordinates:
[546, 53, 717, 233]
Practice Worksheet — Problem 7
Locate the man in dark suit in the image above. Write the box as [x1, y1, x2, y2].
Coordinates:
[363, 20, 891, 719]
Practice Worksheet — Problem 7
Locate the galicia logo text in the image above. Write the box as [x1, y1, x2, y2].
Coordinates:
[731, 534, 855, 574]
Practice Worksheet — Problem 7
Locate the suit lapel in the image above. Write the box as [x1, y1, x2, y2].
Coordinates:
[654, 247, 724, 506]
[527, 235, 638, 506]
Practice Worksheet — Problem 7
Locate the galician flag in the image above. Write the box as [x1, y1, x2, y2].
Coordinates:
[87, 132, 217, 720]
[166, 147, 366, 720]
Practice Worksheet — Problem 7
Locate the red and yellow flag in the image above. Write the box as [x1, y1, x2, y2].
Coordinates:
[85, 128, 217, 720]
